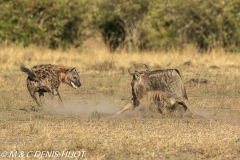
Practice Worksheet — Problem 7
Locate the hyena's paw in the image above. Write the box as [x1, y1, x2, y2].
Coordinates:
[19, 107, 31, 112]
[30, 106, 42, 112]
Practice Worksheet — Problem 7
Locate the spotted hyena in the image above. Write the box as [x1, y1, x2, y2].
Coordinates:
[20, 64, 81, 109]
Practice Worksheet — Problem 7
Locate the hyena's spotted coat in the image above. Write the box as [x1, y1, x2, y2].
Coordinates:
[20, 64, 81, 109]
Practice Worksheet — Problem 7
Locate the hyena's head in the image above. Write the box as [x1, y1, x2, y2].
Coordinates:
[65, 67, 81, 89]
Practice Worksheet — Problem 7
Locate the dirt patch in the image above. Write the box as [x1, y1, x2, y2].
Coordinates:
[194, 108, 216, 118]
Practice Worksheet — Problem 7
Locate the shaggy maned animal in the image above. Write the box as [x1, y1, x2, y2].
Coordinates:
[114, 65, 195, 116]
[138, 90, 191, 114]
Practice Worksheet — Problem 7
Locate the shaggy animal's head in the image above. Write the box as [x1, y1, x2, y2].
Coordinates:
[131, 71, 149, 100]
[127, 64, 151, 106]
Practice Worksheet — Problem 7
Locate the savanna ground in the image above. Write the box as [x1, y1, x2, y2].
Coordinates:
[0, 43, 240, 159]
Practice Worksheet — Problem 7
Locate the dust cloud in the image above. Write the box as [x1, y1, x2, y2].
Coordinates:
[42, 99, 121, 116]
[194, 108, 216, 118]
[41, 98, 153, 118]
[41, 99, 215, 118]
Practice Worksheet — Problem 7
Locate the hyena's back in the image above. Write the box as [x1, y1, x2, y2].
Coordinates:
[21, 65, 55, 92]
[20, 66, 39, 82]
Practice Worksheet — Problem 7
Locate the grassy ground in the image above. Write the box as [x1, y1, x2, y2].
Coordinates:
[0, 45, 240, 159]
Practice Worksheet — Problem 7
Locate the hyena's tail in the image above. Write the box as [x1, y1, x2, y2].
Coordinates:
[20, 66, 39, 82]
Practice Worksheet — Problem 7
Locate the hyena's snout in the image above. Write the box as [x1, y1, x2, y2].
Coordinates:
[76, 81, 81, 87]
[70, 80, 81, 89]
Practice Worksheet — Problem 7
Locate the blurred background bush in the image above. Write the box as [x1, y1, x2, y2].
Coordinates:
[0, 0, 239, 52]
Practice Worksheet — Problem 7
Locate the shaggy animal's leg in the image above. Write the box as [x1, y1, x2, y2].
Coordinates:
[177, 98, 196, 116]
[114, 100, 134, 115]
[157, 106, 165, 114]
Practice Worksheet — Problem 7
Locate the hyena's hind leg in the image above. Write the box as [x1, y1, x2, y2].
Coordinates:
[39, 85, 52, 107]
[39, 90, 47, 106]
[26, 79, 43, 111]
[29, 90, 42, 109]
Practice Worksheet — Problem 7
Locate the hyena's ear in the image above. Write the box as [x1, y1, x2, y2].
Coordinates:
[68, 67, 76, 73]
[134, 70, 141, 81]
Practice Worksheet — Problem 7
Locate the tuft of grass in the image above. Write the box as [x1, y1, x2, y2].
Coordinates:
[29, 123, 39, 135]
[1, 97, 14, 111]
[89, 111, 102, 121]
[88, 60, 116, 72]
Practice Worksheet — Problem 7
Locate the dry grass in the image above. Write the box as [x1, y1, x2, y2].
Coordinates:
[0, 44, 240, 159]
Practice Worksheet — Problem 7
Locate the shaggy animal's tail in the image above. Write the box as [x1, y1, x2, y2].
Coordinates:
[20, 66, 39, 82]
[175, 98, 196, 116]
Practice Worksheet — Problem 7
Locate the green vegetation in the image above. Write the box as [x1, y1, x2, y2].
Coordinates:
[0, 0, 240, 52]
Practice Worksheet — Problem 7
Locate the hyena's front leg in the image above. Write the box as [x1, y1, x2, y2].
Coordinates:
[52, 89, 64, 107]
